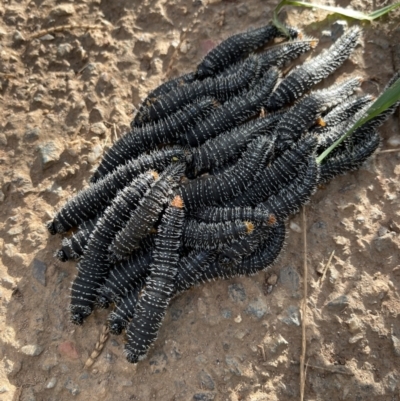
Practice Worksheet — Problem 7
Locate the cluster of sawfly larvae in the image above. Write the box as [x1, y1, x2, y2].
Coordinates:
[47, 22, 399, 364]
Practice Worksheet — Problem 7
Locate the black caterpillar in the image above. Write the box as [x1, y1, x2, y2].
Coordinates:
[196, 24, 299, 78]
[180, 68, 279, 147]
[182, 219, 254, 250]
[267, 26, 361, 111]
[180, 136, 274, 210]
[144, 55, 262, 124]
[273, 77, 362, 153]
[132, 72, 197, 128]
[54, 217, 98, 262]
[110, 163, 185, 260]
[229, 134, 318, 207]
[69, 171, 157, 325]
[189, 111, 283, 175]
[125, 196, 185, 363]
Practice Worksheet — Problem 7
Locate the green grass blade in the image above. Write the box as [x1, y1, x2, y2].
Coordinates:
[272, 1, 400, 36]
[317, 77, 400, 164]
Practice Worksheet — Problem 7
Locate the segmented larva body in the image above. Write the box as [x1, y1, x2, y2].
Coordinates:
[110, 163, 185, 261]
[145, 56, 262, 123]
[273, 77, 362, 153]
[180, 68, 279, 147]
[232, 220, 286, 276]
[189, 112, 283, 174]
[182, 219, 254, 250]
[180, 136, 274, 210]
[258, 37, 318, 69]
[96, 248, 153, 309]
[132, 72, 197, 128]
[261, 157, 320, 221]
[125, 196, 185, 363]
[217, 224, 271, 267]
[108, 283, 144, 335]
[267, 26, 361, 111]
[54, 217, 99, 262]
[229, 134, 318, 207]
[319, 128, 380, 184]
[174, 250, 216, 294]
[92, 98, 215, 181]
[90, 144, 186, 185]
[190, 205, 272, 224]
[69, 171, 157, 325]
[312, 95, 374, 135]
[196, 24, 299, 79]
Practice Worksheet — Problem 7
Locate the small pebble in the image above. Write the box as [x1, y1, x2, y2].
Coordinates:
[289, 221, 301, 233]
[0, 386, 8, 394]
[21, 344, 44, 356]
[89, 122, 107, 136]
[58, 341, 80, 360]
[234, 314, 242, 323]
[348, 333, 364, 344]
[13, 30, 25, 43]
[198, 370, 215, 391]
[51, 4, 75, 17]
[32, 259, 47, 286]
[0, 133, 7, 146]
[193, 393, 216, 401]
[327, 295, 349, 309]
[24, 127, 41, 141]
[267, 274, 278, 285]
[39, 34, 54, 41]
[280, 305, 301, 326]
[38, 141, 64, 169]
[228, 283, 246, 303]
[46, 377, 57, 389]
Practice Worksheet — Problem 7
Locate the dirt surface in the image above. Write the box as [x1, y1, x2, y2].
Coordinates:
[1, 0, 400, 400]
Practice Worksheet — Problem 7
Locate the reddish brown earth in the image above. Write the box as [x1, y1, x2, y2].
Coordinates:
[0, 1, 399, 400]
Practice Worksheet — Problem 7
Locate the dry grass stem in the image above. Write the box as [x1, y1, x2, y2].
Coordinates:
[84, 324, 110, 369]
[300, 206, 308, 401]
[378, 148, 400, 154]
[28, 24, 106, 40]
[319, 250, 335, 287]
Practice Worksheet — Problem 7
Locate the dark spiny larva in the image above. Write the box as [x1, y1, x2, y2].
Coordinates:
[69, 172, 156, 325]
[258, 37, 318, 69]
[96, 248, 153, 309]
[145, 56, 262, 123]
[91, 98, 215, 181]
[273, 77, 362, 153]
[189, 112, 283, 174]
[90, 144, 186, 186]
[229, 134, 318, 207]
[174, 250, 216, 294]
[132, 72, 197, 128]
[125, 196, 185, 363]
[311, 95, 373, 135]
[54, 217, 98, 262]
[110, 163, 185, 261]
[182, 219, 254, 250]
[196, 24, 299, 79]
[108, 283, 144, 335]
[261, 157, 320, 221]
[318, 128, 380, 184]
[180, 136, 274, 210]
[217, 224, 271, 267]
[190, 205, 273, 224]
[180, 68, 279, 147]
[267, 26, 361, 111]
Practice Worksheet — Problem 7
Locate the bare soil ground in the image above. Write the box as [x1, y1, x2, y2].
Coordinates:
[0, 0, 400, 400]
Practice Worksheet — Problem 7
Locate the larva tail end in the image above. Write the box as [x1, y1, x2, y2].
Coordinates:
[70, 312, 85, 326]
[54, 249, 68, 262]
[171, 195, 184, 209]
[96, 295, 111, 309]
[125, 348, 139, 364]
[46, 221, 57, 235]
[108, 320, 124, 335]
[151, 170, 160, 180]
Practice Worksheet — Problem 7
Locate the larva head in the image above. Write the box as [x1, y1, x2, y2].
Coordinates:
[171, 195, 184, 209]
[54, 249, 68, 262]
[108, 319, 125, 335]
[244, 221, 254, 234]
[267, 214, 277, 226]
[70, 312, 84, 326]
[46, 221, 57, 235]
[310, 38, 319, 49]
[96, 294, 111, 309]
[69, 305, 91, 326]
[315, 117, 326, 127]
[196, 59, 215, 79]
[125, 350, 139, 364]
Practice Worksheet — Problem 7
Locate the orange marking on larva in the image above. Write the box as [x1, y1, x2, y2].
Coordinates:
[244, 221, 254, 233]
[310, 39, 319, 49]
[151, 171, 159, 180]
[316, 117, 326, 127]
[171, 195, 184, 209]
[267, 214, 277, 226]
[297, 31, 304, 40]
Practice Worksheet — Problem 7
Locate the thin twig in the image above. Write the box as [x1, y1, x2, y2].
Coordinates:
[257, 344, 266, 361]
[28, 24, 105, 40]
[84, 324, 109, 369]
[292, 360, 354, 376]
[377, 148, 400, 154]
[319, 250, 335, 287]
[300, 206, 308, 401]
